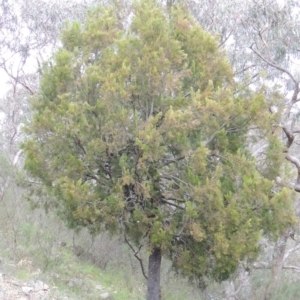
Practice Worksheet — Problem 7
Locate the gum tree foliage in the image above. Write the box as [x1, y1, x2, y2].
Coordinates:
[22, 1, 295, 299]
[0, 0, 100, 95]
[0, 0, 96, 202]
[0, 0, 94, 159]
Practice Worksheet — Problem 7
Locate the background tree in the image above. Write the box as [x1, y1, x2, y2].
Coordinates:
[22, 1, 296, 299]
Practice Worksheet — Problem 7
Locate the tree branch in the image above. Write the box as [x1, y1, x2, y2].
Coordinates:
[250, 43, 300, 109]
[283, 265, 300, 271]
[124, 235, 148, 280]
[1, 59, 35, 95]
[282, 125, 295, 148]
[250, 43, 298, 87]
[286, 154, 300, 170]
[234, 64, 257, 75]
[218, 29, 233, 48]
[161, 156, 185, 167]
[276, 176, 300, 192]
[205, 122, 228, 146]
[73, 135, 86, 155]
[161, 199, 185, 210]
[285, 154, 300, 185]
[283, 244, 300, 264]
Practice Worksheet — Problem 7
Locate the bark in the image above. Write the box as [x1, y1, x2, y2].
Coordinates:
[146, 247, 162, 300]
[264, 229, 290, 300]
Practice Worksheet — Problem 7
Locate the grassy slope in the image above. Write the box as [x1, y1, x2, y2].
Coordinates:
[1, 181, 300, 299]
[0, 183, 205, 299]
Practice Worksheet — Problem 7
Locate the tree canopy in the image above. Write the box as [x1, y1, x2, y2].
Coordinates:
[22, 1, 296, 298]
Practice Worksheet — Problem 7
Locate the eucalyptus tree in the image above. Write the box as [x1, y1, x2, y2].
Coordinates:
[22, 1, 296, 299]
[0, 0, 106, 96]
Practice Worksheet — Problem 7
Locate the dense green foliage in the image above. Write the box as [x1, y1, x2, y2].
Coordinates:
[23, 0, 295, 283]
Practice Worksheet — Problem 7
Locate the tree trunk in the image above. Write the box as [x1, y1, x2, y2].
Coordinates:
[264, 229, 290, 300]
[146, 247, 162, 300]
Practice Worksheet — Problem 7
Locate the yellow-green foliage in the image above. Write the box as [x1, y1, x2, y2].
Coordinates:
[23, 0, 295, 283]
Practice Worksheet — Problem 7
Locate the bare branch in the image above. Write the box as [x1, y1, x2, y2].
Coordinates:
[234, 64, 257, 75]
[285, 154, 300, 185]
[13, 149, 23, 166]
[283, 244, 300, 264]
[2, 62, 35, 95]
[250, 44, 299, 88]
[276, 176, 300, 192]
[285, 154, 300, 169]
[283, 265, 300, 271]
[124, 235, 148, 280]
[282, 126, 295, 148]
[218, 29, 234, 48]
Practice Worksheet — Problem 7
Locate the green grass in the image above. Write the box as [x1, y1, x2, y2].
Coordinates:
[5, 187, 300, 300]
[0, 215, 207, 300]
[0, 182, 208, 299]
[12, 226, 145, 299]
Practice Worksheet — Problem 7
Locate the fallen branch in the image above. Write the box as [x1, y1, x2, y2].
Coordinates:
[283, 265, 300, 271]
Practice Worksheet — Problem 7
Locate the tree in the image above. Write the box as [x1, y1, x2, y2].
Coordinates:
[184, 1, 300, 298]
[22, 1, 295, 299]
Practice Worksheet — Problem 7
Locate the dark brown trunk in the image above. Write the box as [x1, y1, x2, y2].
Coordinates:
[146, 247, 162, 300]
